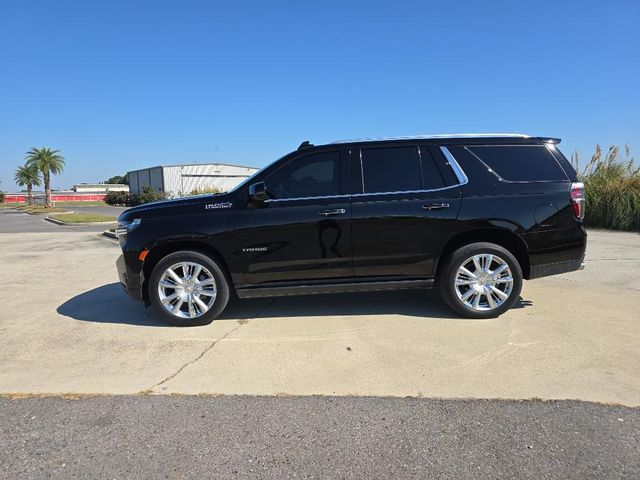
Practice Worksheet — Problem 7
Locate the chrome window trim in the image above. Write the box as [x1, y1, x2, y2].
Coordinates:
[264, 194, 350, 203]
[464, 145, 569, 184]
[263, 184, 462, 203]
[262, 145, 470, 203]
[359, 149, 365, 193]
[354, 185, 460, 196]
[440, 147, 469, 186]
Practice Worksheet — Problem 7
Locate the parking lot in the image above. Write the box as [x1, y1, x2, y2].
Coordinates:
[1, 208, 639, 405]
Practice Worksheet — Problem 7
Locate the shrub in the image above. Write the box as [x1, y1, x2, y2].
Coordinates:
[188, 186, 224, 196]
[104, 191, 128, 206]
[573, 144, 640, 231]
[104, 187, 165, 206]
[138, 186, 167, 204]
[0, 191, 5, 203]
[127, 194, 141, 206]
[172, 187, 224, 198]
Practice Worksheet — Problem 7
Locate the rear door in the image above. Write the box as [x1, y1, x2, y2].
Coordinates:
[351, 144, 461, 279]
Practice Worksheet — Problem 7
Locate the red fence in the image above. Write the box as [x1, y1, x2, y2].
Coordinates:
[3, 193, 107, 203]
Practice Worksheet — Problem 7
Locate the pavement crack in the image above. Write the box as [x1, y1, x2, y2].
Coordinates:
[147, 323, 244, 391]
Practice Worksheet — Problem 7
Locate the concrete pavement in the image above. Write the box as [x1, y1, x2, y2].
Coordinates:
[0, 214, 638, 405]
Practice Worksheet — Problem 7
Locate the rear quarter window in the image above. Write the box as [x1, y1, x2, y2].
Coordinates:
[467, 145, 568, 182]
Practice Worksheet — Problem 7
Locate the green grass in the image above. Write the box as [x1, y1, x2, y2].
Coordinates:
[17, 206, 71, 214]
[0, 202, 24, 208]
[48, 213, 117, 223]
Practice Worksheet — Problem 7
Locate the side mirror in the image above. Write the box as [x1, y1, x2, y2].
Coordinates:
[248, 182, 269, 202]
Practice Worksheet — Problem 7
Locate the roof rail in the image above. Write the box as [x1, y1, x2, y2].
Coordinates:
[330, 133, 531, 144]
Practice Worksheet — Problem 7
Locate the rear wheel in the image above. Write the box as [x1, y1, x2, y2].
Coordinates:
[439, 242, 522, 319]
[149, 251, 230, 326]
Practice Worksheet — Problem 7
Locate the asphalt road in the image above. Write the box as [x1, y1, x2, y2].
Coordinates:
[64, 204, 126, 217]
[1, 396, 638, 479]
[0, 208, 121, 233]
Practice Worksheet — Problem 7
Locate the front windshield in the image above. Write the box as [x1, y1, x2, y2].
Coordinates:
[229, 154, 287, 193]
[230, 169, 260, 193]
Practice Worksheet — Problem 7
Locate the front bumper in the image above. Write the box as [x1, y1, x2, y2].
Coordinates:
[116, 254, 143, 302]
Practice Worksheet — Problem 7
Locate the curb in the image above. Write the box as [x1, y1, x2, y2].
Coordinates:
[20, 209, 73, 216]
[44, 216, 116, 226]
[102, 230, 118, 240]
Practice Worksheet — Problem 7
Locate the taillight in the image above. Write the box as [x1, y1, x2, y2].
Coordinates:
[570, 182, 585, 220]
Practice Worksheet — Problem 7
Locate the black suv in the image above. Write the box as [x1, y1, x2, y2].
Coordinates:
[116, 134, 586, 326]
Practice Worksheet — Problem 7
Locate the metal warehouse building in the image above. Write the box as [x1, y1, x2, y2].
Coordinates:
[127, 163, 259, 196]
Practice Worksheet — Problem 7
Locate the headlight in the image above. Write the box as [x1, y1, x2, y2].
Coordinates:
[115, 218, 142, 238]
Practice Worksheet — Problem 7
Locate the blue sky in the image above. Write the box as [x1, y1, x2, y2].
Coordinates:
[1, 0, 638, 190]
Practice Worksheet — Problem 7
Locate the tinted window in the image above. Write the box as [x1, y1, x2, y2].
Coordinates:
[268, 151, 340, 199]
[420, 148, 446, 190]
[548, 146, 579, 182]
[361, 147, 422, 193]
[467, 145, 568, 182]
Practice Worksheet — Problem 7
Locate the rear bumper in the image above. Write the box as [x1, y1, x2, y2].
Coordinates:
[529, 257, 585, 279]
[525, 224, 587, 279]
[116, 254, 143, 301]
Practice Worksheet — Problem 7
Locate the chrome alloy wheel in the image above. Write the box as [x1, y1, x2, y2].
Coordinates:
[454, 254, 514, 311]
[157, 262, 217, 319]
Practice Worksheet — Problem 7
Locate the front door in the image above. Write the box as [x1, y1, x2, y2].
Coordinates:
[234, 149, 352, 285]
[351, 144, 461, 278]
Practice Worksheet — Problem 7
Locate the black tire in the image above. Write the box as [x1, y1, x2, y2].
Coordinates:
[439, 242, 523, 319]
[149, 250, 230, 326]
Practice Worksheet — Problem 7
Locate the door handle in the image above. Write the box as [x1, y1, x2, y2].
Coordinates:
[319, 208, 346, 216]
[422, 202, 450, 211]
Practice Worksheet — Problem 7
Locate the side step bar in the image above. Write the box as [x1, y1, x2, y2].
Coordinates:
[237, 278, 434, 299]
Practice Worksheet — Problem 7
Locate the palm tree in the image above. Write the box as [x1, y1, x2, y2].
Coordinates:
[14, 164, 41, 205]
[25, 147, 65, 208]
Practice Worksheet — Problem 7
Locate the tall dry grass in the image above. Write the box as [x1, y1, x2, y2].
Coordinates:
[572, 145, 640, 231]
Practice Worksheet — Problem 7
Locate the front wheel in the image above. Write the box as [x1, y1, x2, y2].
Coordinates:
[149, 251, 230, 326]
[439, 242, 523, 319]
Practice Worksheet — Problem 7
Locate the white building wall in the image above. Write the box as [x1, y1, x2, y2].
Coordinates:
[138, 169, 151, 190]
[162, 164, 258, 196]
[73, 184, 129, 193]
[106, 184, 130, 192]
[128, 172, 139, 193]
[128, 164, 258, 195]
[163, 166, 182, 195]
[149, 167, 164, 193]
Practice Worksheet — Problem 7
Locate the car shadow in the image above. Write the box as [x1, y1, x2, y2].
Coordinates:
[57, 283, 169, 327]
[58, 282, 533, 327]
